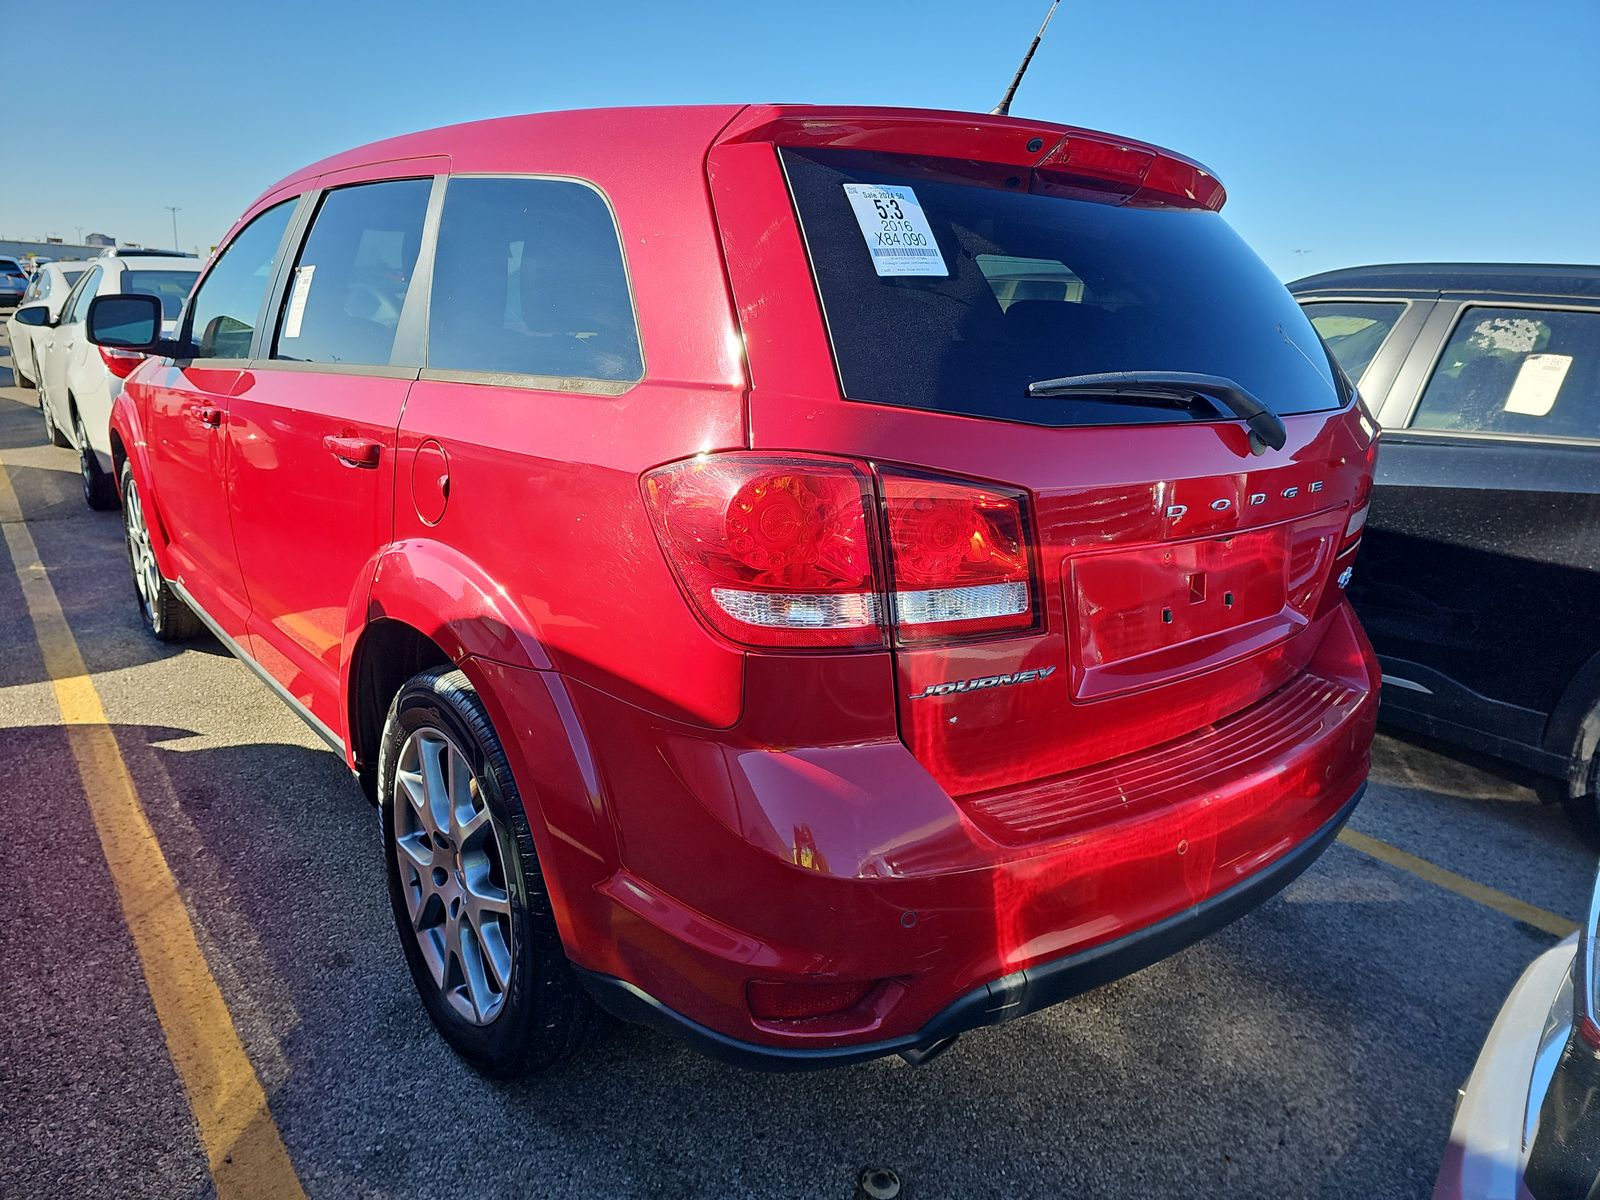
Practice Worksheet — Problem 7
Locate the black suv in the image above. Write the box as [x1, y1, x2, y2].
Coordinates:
[1290, 263, 1600, 836]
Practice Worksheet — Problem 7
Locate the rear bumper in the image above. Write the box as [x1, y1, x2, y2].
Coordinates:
[546, 601, 1378, 1064]
[578, 779, 1364, 1069]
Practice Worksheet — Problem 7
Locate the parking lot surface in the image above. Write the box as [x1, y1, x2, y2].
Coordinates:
[1, 320, 1594, 1200]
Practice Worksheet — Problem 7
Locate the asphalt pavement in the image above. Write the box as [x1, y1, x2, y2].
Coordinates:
[1, 318, 1595, 1200]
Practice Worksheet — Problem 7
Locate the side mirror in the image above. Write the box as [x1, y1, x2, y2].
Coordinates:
[13, 303, 53, 328]
[87, 293, 164, 351]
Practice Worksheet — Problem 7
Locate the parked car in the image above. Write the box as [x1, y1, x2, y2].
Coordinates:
[1290, 264, 1600, 839]
[0, 256, 27, 306]
[86, 104, 1379, 1076]
[96, 246, 198, 259]
[1436, 864, 1600, 1199]
[20, 255, 198, 508]
[5, 260, 92, 388]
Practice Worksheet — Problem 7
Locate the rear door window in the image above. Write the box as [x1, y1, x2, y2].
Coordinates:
[780, 147, 1345, 428]
[272, 178, 431, 366]
[1409, 306, 1600, 440]
[426, 177, 642, 384]
[1300, 301, 1406, 385]
[63, 267, 103, 324]
[186, 200, 296, 360]
[126, 270, 200, 322]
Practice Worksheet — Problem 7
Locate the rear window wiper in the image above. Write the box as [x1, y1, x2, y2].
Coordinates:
[1025, 371, 1288, 454]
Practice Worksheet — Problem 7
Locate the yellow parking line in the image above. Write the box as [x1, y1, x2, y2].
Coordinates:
[1338, 827, 1579, 938]
[0, 459, 307, 1200]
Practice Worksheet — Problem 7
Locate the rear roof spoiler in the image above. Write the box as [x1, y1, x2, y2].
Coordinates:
[714, 104, 1226, 211]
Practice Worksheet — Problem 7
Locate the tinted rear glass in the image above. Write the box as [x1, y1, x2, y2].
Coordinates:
[427, 177, 642, 383]
[781, 148, 1344, 428]
[126, 270, 199, 320]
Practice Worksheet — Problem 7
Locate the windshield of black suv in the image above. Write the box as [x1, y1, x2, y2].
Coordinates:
[780, 147, 1346, 428]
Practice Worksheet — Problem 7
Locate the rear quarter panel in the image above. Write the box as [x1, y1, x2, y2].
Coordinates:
[390, 109, 752, 729]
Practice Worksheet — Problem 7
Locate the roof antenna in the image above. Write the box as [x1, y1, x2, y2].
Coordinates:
[992, 0, 1061, 116]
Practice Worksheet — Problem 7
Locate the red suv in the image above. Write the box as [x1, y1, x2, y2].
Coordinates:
[86, 105, 1379, 1075]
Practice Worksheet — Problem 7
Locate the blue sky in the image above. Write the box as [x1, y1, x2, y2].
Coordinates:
[6, 0, 1596, 279]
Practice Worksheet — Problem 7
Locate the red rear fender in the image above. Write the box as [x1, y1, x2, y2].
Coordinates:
[363, 539, 554, 672]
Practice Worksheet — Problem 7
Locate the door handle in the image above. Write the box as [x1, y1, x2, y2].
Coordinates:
[191, 405, 223, 429]
[323, 435, 381, 469]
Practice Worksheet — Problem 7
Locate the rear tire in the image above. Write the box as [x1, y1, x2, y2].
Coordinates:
[1561, 754, 1600, 849]
[120, 459, 201, 641]
[41, 388, 70, 448]
[379, 667, 607, 1076]
[73, 408, 117, 511]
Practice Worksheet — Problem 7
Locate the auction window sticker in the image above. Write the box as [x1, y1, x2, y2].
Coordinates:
[282, 264, 315, 339]
[841, 184, 948, 277]
[1503, 352, 1572, 417]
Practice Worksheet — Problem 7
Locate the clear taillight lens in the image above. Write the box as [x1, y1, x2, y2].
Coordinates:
[880, 471, 1035, 643]
[643, 455, 884, 649]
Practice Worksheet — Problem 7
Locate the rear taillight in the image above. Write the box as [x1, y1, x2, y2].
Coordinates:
[643, 455, 883, 649]
[644, 454, 1039, 650]
[99, 345, 144, 379]
[1340, 437, 1379, 553]
[1578, 865, 1600, 1049]
[880, 471, 1035, 642]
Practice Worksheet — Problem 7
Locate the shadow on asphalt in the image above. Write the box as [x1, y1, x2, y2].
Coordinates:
[0, 405, 230, 690]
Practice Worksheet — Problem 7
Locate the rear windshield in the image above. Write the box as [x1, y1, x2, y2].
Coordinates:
[127, 270, 199, 320]
[781, 148, 1346, 428]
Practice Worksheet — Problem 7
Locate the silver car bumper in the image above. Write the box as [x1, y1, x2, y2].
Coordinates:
[1434, 935, 1577, 1200]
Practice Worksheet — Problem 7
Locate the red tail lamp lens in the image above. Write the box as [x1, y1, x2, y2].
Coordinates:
[1342, 438, 1379, 551]
[99, 346, 145, 379]
[880, 472, 1036, 642]
[643, 455, 884, 649]
[747, 978, 874, 1022]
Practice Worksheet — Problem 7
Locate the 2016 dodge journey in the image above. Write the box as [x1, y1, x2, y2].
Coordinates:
[86, 104, 1380, 1075]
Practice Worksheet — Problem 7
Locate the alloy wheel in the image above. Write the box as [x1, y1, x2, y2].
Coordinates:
[391, 726, 514, 1025]
[123, 475, 161, 620]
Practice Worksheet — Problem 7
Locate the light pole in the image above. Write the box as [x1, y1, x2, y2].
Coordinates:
[166, 206, 181, 251]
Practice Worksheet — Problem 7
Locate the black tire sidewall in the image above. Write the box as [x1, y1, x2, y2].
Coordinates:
[75, 412, 113, 510]
[378, 670, 546, 1072]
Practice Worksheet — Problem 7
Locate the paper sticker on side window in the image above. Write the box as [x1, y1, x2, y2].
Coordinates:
[282, 264, 315, 339]
[1504, 352, 1572, 416]
[841, 184, 947, 277]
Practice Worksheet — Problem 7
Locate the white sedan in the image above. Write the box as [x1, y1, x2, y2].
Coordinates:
[1436, 869, 1600, 1198]
[28, 256, 199, 509]
[5, 260, 94, 389]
